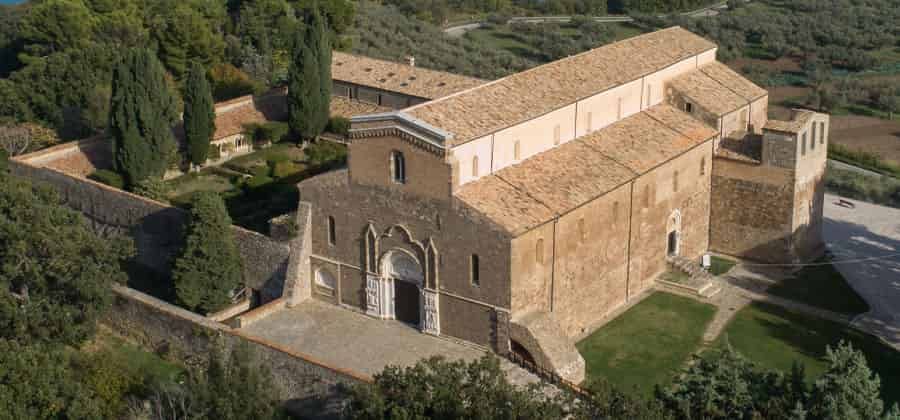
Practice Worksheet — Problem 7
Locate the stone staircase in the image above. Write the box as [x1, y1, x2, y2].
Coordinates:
[659, 255, 722, 299]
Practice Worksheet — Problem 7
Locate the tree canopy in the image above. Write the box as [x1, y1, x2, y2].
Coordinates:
[183, 61, 216, 167]
[173, 191, 243, 314]
[0, 175, 132, 346]
[287, 6, 331, 140]
[109, 48, 179, 187]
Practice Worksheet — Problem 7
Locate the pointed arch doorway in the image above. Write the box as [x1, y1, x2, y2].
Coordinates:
[382, 250, 424, 327]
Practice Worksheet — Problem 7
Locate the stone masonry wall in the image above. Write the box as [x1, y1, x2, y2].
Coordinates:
[709, 158, 795, 262]
[104, 284, 368, 408]
[8, 161, 291, 296]
[297, 167, 512, 350]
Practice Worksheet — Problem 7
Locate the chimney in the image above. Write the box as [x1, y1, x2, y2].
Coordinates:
[405, 55, 415, 67]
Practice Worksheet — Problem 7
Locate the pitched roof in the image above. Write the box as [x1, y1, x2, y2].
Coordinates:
[698, 61, 767, 101]
[455, 104, 716, 235]
[406, 27, 716, 146]
[668, 68, 747, 116]
[331, 52, 485, 100]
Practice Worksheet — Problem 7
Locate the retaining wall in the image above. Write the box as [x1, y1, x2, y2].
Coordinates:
[8, 160, 291, 297]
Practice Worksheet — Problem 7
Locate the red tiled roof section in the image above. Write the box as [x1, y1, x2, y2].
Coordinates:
[407, 27, 717, 146]
[455, 104, 716, 235]
[331, 52, 485, 100]
[668, 69, 747, 116]
[698, 61, 767, 101]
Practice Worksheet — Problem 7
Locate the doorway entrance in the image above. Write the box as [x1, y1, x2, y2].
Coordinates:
[382, 250, 424, 328]
[667, 231, 678, 256]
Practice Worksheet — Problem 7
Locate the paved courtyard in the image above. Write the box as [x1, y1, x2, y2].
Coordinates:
[823, 193, 900, 348]
[238, 299, 541, 385]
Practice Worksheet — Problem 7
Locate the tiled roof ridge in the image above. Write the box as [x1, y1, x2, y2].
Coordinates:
[333, 51, 485, 83]
[695, 64, 755, 109]
[405, 26, 688, 115]
[642, 110, 705, 145]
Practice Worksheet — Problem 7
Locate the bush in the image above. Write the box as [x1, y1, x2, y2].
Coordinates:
[208, 64, 260, 102]
[305, 141, 348, 167]
[208, 144, 221, 161]
[251, 165, 271, 178]
[825, 165, 900, 208]
[258, 122, 290, 143]
[245, 174, 273, 189]
[131, 177, 169, 202]
[89, 169, 125, 189]
[325, 116, 351, 137]
[271, 161, 299, 178]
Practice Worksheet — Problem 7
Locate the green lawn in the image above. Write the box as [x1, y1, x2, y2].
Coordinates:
[709, 255, 737, 276]
[716, 303, 900, 406]
[576, 292, 717, 395]
[767, 260, 870, 317]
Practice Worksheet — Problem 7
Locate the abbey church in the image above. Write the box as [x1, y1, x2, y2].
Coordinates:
[285, 27, 828, 383]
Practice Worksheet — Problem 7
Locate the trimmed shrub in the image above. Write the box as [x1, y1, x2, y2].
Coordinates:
[326, 116, 351, 136]
[89, 169, 125, 189]
[208, 64, 260, 102]
[245, 174, 273, 189]
[271, 161, 299, 178]
[258, 122, 290, 143]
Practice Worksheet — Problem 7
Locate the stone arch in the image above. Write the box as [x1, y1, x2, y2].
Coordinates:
[380, 249, 424, 286]
[364, 223, 378, 273]
[666, 209, 682, 256]
[381, 249, 424, 327]
[425, 239, 439, 289]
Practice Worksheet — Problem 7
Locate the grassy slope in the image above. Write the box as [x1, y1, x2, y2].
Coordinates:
[717, 302, 900, 405]
[576, 292, 717, 395]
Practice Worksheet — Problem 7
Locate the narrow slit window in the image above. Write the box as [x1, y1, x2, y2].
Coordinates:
[536, 238, 544, 264]
[472, 155, 479, 177]
[578, 218, 586, 241]
[391, 151, 406, 184]
[514, 141, 521, 160]
[685, 102, 693, 113]
[646, 85, 652, 107]
[801, 133, 807, 156]
[812, 123, 818, 150]
[673, 170, 679, 192]
[327, 216, 336, 246]
[819, 122, 825, 144]
[554, 125, 561, 145]
[470, 254, 480, 286]
[587, 112, 593, 132]
[700, 157, 706, 176]
[617, 97, 624, 120]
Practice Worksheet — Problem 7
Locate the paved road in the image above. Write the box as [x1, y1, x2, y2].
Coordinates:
[823, 193, 900, 348]
[444, 1, 732, 37]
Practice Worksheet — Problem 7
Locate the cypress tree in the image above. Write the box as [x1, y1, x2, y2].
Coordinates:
[287, 7, 331, 141]
[109, 49, 179, 187]
[173, 192, 243, 314]
[183, 61, 216, 167]
[312, 7, 332, 134]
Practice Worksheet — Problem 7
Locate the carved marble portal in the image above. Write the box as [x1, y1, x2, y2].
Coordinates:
[366, 248, 440, 335]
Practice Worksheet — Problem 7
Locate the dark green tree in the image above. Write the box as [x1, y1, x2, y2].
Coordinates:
[0, 339, 105, 419]
[287, 7, 330, 141]
[16, 0, 95, 64]
[183, 61, 216, 167]
[345, 355, 569, 419]
[109, 48, 179, 187]
[0, 175, 132, 346]
[807, 341, 885, 420]
[173, 191, 243, 314]
[133, 344, 285, 419]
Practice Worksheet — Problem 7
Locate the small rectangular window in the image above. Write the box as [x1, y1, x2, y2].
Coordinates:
[685, 102, 693, 113]
[553, 125, 561, 145]
[327, 216, 336, 246]
[470, 254, 480, 286]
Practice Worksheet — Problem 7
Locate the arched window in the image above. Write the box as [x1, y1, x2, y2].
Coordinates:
[390, 151, 406, 184]
[536, 238, 544, 264]
[472, 155, 479, 177]
[327, 216, 336, 246]
[315, 269, 336, 290]
[514, 141, 521, 160]
[470, 254, 480, 286]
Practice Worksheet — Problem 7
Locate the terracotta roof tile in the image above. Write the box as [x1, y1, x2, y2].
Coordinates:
[455, 175, 558, 235]
[407, 27, 716, 146]
[668, 69, 747, 116]
[455, 104, 715, 234]
[764, 109, 815, 134]
[331, 51, 485, 100]
[698, 61, 767, 101]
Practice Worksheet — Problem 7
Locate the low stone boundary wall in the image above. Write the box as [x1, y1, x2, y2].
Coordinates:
[234, 297, 287, 328]
[106, 284, 370, 404]
[208, 298, 253, 322]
